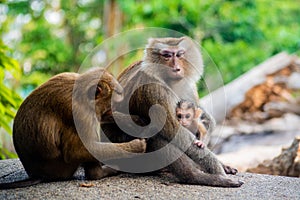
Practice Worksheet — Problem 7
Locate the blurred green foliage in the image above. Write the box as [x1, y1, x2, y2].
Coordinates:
[0, 39, 21, 158]
[0, 0, 299, 158]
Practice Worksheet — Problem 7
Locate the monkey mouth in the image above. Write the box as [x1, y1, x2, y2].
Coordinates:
[170, 69, 183, 78]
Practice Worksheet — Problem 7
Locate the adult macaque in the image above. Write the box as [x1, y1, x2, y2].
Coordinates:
[103, 37, 242, 187]
[175, 100, 207, 148]
[0, 68, 146, 189]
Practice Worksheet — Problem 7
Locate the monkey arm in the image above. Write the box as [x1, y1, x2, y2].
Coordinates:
[101, 111, 148, 143]
[60, 132, 143, 164]
[102, 111, 147, 130]
[137, 83, 200, 149]
[133, 84, 226, 175]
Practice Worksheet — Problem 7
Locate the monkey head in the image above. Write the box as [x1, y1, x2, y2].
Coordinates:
[144, 37, 203, 83]
[73, 68, 123, 122]
[176, 100, 196, 127]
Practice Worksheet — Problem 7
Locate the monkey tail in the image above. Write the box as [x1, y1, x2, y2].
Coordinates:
[0, 178, 42, 190]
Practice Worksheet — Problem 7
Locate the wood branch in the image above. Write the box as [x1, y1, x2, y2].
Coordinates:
[201, 52, 295, 123]
[247, 137, 300, 177]
[264, 101, 300, 116]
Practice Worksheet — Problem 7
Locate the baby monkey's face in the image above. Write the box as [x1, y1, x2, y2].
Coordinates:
[176, 107, 195, 127]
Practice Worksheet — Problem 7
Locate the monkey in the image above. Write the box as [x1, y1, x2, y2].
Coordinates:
[102, 37, 242, 187]
[175, 100, 208, 148]
[0, 68, 146, 189]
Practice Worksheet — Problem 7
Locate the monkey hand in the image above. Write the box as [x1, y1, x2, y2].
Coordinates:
[126, 139, 147, 153]
[193, 140, 205, 149]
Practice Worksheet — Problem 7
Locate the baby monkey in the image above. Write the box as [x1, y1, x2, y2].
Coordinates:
[176, 100, 208, 148]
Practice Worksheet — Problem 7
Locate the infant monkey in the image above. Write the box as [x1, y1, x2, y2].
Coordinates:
[176, 100, 208, 148]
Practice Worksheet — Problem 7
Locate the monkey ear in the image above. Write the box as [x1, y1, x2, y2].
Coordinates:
[194, 108, 202, 118]
[87, 85, 102, 100]
[95, 86, 102, 99]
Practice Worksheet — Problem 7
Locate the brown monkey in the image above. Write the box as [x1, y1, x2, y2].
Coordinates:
[175, 100, 207, 148]
[0, 68, 146, 189]
[103, 37, 242, 187]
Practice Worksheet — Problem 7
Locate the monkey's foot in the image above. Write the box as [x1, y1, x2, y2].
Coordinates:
[223, 164, 238, 175]
[215, 175, 244, 187]
[85, 164, 119, 180]
[223, 178, 244, 187]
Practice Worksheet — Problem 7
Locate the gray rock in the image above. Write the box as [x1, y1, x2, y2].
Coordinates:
[0, 159, 299, 200]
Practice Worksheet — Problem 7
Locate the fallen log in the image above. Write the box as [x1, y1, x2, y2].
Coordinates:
[247, 137, 300, 177]
[201, 52, 295, 123]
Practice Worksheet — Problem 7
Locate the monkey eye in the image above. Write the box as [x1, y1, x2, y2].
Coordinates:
[185, 114, 191, 119]
[160, 50, 173, 59]
[177, 114, 182, 119]
[176, 50, 185, 58]
[161, 53, 172, 58]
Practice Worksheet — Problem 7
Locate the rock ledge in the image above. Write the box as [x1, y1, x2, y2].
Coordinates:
[0, 159, 299, 200]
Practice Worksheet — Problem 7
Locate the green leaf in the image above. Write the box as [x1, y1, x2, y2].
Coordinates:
[0, 117, 12, 133]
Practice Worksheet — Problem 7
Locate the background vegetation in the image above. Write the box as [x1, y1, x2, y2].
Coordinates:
[0, 0, 299, 158]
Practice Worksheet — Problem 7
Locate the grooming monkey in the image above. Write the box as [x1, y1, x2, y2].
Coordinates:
[176, 100, 208, 148]
[103, 37, 242, 187]
[0, 68, 146, 189]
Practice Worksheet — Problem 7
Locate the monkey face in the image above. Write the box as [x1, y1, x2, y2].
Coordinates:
[159, 48, 185, 80]
[145, 37, 203, 84]
[176, 107, 194, 127]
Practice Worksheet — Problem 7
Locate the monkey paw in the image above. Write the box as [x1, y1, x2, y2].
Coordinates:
[128, 139, 147, 153]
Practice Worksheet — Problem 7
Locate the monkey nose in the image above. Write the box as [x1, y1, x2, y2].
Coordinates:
[173, 66, 180, 72]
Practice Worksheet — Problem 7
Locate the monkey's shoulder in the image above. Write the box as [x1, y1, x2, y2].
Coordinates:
[118, 60, 143, 80]
[49, 72, 80, 82]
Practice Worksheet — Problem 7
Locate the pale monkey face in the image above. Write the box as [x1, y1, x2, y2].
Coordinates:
[176, 108, 195, 127]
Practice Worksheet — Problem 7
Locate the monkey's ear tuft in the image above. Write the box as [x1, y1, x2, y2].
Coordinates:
[147, 38, 156, 45]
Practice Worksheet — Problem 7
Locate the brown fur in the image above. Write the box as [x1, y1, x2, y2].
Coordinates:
[103, 37, 242, 187]
[0, 68, 146, 189]
[176, 100, 208, 141]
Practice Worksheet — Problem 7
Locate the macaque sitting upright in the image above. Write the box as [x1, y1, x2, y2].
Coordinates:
[176, 100, 208, 148]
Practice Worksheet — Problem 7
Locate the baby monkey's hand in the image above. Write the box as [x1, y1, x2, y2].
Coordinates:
[193, 139, 205, 149]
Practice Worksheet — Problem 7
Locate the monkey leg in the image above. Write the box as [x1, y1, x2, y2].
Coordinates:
[185, 145, 226, 175]
[165, 127, 225, 175]
[83, 162, 118, 180]
[178, 135, 238, 175]
[172, 128, 238, 175]
[168, 155, 243, 187]
[150, 139, 243, 187]
[25, 159, 79, 180]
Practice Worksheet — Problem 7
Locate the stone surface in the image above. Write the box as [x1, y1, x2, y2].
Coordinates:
[1, 159, 300, 200]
